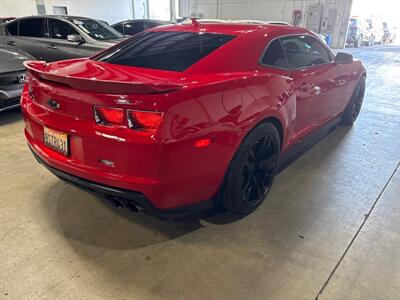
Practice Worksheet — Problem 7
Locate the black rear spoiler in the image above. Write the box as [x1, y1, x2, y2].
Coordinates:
[23, 60, 182, 94]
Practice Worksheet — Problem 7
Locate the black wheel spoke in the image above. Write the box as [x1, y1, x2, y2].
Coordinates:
[255, 135, 271, 159]
[257, 155, 277, 170]
[240, 130, 279, 205]
[247, 150, 256, 164]
[251, 174, 264, 199]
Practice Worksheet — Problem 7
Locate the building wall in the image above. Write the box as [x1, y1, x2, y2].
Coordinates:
[0, 0, 39, 18]
[0, 0, 134, 24]
[50, 0, 134, 24]
[179, 0, 353, 48]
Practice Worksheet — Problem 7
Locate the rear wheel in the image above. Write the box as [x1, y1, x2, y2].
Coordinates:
[340, 77, 366, 126]
[221, 123, 280, 215]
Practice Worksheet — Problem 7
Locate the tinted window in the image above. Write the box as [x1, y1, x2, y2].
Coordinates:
[19, 18, 45, 37]
[49, 19, 78, 39]
[67, 18, 123, 40]
[5, 21, 18, 35]
[281, 35, 332, 69]
[113, 24, 124, 34]
[124, 21, 146, 35]
[148, 21, 168, 29]
[96, 31, 235, 72]
[261, 39, 288, 68]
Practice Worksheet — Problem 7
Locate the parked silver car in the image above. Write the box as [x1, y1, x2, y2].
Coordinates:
[0, 15, 126, 62]
[0, 45, 34, 112]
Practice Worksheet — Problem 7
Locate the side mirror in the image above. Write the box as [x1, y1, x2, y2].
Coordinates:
[335, 52, 353, 64]
[67, 34, 84, 44]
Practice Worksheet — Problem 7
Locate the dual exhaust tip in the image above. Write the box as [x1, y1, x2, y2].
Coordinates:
[105, 195, 143, 212]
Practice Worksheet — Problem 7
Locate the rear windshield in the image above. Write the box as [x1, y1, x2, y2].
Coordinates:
[95, 31, 235, 72]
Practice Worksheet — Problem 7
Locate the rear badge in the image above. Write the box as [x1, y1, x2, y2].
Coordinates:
[115, 96, 131, 105]
[98, 159, 115, 167]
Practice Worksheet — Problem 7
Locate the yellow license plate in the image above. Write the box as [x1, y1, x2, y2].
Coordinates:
[43, 126, 69, 156]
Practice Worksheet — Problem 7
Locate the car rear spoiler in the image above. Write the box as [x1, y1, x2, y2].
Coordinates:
[23, 60, 182, 94]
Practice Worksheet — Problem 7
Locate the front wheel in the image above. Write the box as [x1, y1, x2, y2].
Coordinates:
[340, 77, 366, 126]
[221, 123, 280, 215]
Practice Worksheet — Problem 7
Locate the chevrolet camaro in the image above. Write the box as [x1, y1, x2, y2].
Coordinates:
[21, 21, 366, 217]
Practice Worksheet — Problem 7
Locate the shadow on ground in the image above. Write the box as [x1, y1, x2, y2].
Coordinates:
[39, 124, 351, 252]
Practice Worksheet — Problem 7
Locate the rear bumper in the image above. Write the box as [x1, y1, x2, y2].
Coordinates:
[0, 96, 21, 112]
[30, 146, 213, 218]
[21, 82, 223, 215]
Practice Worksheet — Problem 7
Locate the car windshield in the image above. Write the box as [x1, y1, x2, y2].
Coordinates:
[95, 31, 235, 72]
[68, 18, 123, 40]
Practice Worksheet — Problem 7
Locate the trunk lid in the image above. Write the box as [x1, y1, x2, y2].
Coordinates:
[24, 59, 183, 120]
[24, 59, 183, 94]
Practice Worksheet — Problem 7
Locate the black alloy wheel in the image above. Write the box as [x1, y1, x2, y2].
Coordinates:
[221, 122, 280, 215]
[241, 134, 278, 205]
[340, 76, 366, 126]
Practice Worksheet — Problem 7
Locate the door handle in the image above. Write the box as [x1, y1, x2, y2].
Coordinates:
[7, 41, 16, 46]
[47, 44, 58, 50]
[310, 86, 321, 95]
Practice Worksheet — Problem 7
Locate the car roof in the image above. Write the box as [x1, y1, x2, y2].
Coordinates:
[112, 19, 173, 26]
[7, 15, 99, 21]
[150, 22, 309, 36]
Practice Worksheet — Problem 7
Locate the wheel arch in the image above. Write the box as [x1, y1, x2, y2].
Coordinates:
[257, 116, 284, 150]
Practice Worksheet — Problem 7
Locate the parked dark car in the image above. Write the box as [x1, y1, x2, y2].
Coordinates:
[0, 45, 34, 112]
[112, 19, 173, 36]
[0, 15, 126, 62]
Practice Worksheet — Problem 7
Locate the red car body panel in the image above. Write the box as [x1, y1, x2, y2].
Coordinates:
[21, 23, 366, 212]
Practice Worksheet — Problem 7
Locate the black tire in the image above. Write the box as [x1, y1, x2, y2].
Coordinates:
[340, 76, 366, 126]
[221, 122, 280, 215]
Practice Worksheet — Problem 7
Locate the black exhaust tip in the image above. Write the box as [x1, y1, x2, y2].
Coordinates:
[106, 195, 123, 209]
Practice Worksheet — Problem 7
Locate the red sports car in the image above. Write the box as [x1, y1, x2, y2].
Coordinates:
[21, 21, 366, 217]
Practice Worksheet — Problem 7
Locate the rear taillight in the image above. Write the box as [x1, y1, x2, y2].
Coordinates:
[93, 107, 163, 133]
[94, 106, 124, 126]
[128, 110, 163, 132]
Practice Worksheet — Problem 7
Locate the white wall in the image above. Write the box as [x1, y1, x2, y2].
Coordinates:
[0, 0, 39, 18]
[149, 0, 170, 20]
[50, 0, 134, 24]
[133, 0, 148, 19]
[0, 0, 134, 24]
[179, 0, 353, 48]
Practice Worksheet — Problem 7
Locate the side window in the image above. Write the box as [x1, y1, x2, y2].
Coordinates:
[147, 21, 163, 29]
[5, 21, 18, 35]
[48, 19, 78, 39]
[19, 18, 45, 37]
[113, 24, 124, 34]
[261, 39, 288, 69]
[281, 35, 333, 69]
[124, 22, 145, 35]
